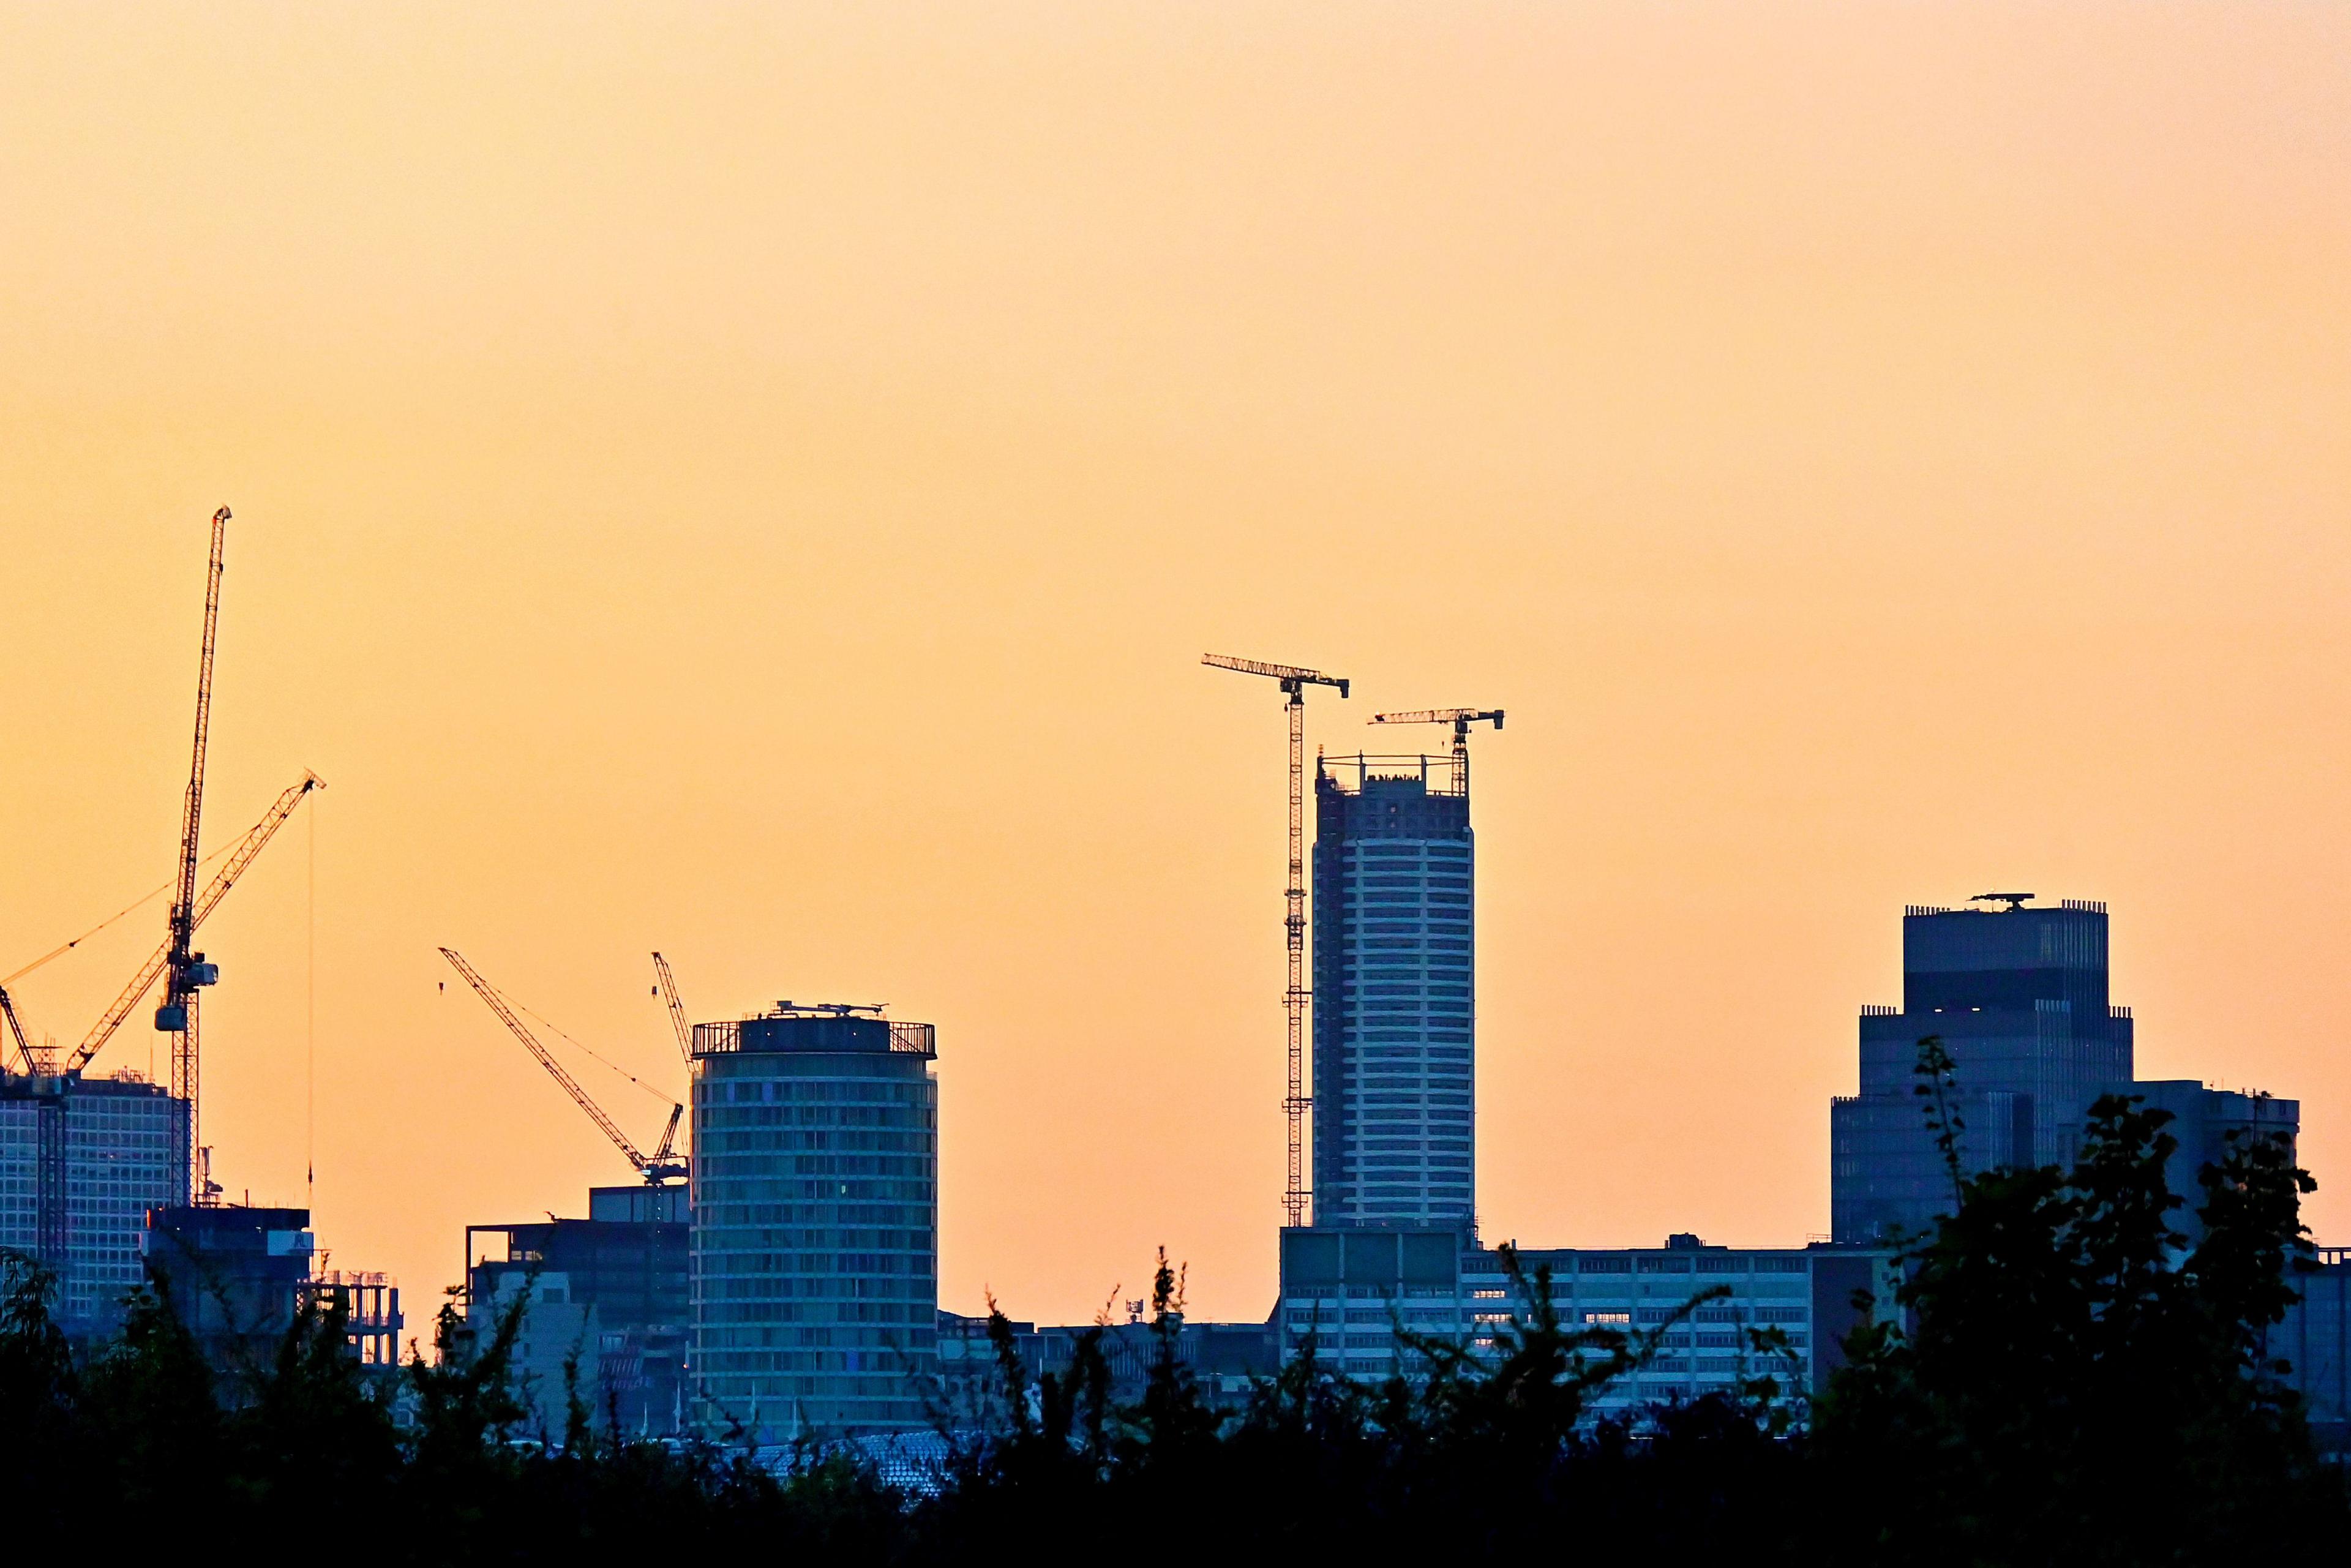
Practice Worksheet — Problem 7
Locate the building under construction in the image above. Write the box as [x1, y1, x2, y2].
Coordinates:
[1311, 752, 1478, 1232]
[144, 1203, 404, 1373]
[1, 510, 351, 1343]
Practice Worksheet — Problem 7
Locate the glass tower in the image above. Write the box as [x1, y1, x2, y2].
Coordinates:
[0, 1073, 189, 1329]
[1831, 899, 2135, 1244]
[1311, 755, 1475, 1231]
[689, 1008, 938, 1437]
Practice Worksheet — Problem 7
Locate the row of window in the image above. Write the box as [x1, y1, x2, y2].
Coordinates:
[697, 1188, 932, 1217]
[697, 1103, 932, 1128]
[699, 1129, 931, 1153]
[693, 1299, 933, 1324]
[697, 1154, 933, 1179]
[696, 1325, 932, 1351]
[697, 1080, 932, 1105]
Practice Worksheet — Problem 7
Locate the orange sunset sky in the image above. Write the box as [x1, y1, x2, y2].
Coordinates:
[2, 4, 2347, 1326]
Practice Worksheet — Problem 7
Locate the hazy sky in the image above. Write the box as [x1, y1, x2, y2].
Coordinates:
[2, 3, 2346, 1324]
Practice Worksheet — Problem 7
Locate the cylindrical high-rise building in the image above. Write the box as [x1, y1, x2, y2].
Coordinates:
[688, 1007, 938, 1438]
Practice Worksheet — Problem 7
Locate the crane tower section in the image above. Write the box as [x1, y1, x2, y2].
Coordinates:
[1203, 653, 1349, 1229]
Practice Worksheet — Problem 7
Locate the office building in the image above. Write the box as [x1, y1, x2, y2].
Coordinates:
[2133, 1080, 2301, 1244]
[1311, 755, 1475, 1230]
[690, 1005, 939, 1438]
[1832, 898, 2297, 1244]
[1276, 1226, 1895, 1412]
[465, 1184, 689, 1437]
[0, 1070, 189, 1330]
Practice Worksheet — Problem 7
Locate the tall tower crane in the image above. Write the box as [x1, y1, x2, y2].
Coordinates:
[36, 771, 326, 1256]
[154, 506, 230, 1199]
[651, 952, 693, 1067]
[1203, 653, 1349, 1229]
[1370, 707, 1504, 795]
[440, 948, 687, 1186]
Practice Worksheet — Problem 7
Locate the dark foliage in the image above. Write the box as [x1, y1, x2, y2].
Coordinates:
[1, 1044, 2341, 1560]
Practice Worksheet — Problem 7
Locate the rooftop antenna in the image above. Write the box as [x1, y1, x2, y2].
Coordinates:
[1971, 892, 2034, 912]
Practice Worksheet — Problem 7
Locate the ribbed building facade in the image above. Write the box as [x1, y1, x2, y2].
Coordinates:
[689, 1010, 938, 1438]
[1311, 756, 1475, 1230]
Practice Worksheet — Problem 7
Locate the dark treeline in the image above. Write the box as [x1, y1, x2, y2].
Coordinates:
[3, 1050, 2345, 1562]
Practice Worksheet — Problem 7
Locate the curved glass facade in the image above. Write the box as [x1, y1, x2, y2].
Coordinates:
[689, 1013, 937, 1437]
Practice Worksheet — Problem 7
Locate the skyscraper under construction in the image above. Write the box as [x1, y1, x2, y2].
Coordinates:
[1311, 754, 1475, 1231]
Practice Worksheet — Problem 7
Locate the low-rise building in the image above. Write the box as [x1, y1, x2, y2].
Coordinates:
[935, 1310, 1278, 1417]
[465, 1184, 690, 1438]
[1277, 1226, 1897, 1414]
[142, 1204, 403, 1382]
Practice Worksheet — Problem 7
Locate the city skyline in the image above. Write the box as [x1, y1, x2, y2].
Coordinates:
[4, 3, 2349, 1327]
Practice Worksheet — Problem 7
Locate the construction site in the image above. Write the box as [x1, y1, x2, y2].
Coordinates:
[0, 508, 399, 1365]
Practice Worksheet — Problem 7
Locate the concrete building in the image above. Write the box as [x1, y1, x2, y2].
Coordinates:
[690, 1005, 939, 1438]
[1831, 898, 2296, 1245]
[465, 1184, 689, 1438]
[1276, 1226, 1895, 1413]
[0, 1070, 189, 1329]
[1311, 755, 1475, 1231]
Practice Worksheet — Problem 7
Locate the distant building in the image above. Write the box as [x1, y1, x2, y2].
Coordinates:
[465, 1184, 689, 1438]
[936, 1310, 1279, 1417]
[144, 1204, 313, 1351]
[1312, 755, 1475, 1231]
[1275, 1226, 1895, 1412]
[2281, 1247, 2350, 1456]
[2133, 1081, 2301, 1244]
[1830, 899, 2296, 1245]
[689, 1006, 939, 1438]
[0, 1071, 188, 1330]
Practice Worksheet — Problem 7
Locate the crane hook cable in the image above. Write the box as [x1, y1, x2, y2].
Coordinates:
[506, 991, 678, 1108]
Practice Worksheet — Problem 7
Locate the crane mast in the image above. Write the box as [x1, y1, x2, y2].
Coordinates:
[1204, 653, 1349, 1228]
[440, 947, 687, 1186]
[154, 507, 230, 1199]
